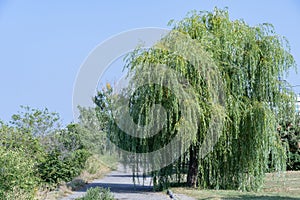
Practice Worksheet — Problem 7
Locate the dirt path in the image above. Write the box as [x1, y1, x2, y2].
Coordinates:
[60, 165, 195, 200]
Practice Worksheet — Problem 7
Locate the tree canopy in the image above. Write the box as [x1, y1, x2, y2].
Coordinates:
[96, 8, 296, 191]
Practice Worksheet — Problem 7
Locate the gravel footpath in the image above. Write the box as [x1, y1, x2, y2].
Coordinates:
[60, 165, 195, 200]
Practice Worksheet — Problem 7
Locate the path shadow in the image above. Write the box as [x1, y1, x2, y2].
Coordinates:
[79, 182, 153, 194]
[106, 174, 136, 178]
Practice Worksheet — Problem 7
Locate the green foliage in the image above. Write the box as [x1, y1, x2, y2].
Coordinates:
[93, 86, 117, 155]
[279, 114, 300, 170]
[61, 124, 87, 151]
[0, 122, 43, 198]
[38, 126, 91, 188]
[38, 149, 90, 187]
[76, 187, 115, 200]
[93, 85, 113, 132]
[1, 106, 93, 192]
[0, 123, 45, 162]
[0, 186, 34, 200]
[102, 8, 296, 191]
[10, 105, 61, 137]
[0, 104, 115, 198]
[38, 150, 68, 187]
[0, 146, 38, 200]
[66, 149, 91, 176]
[77, 106, 111, 154]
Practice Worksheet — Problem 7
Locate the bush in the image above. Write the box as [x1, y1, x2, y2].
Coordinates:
[279, 114, 300, 170]
[0, 124, 45, 163]
[76, 187, 114, 200]
[1, 186, 34, 200]
[64, 149, 91, 180]
[38, 126, 91, 188]
[0, 146, 38, 200]
[1, 106, 110, 198]
[38, 148, 90, 188]
[38, 150, 68, 187]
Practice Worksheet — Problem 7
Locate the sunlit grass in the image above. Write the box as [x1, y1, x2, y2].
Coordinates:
[171, 171, 300, 200]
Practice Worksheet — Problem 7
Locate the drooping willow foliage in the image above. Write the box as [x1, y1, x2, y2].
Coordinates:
[102, 8, 296, 191]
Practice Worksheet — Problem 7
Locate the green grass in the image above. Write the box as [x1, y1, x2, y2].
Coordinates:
[76, 187, 114, 200]
[172, 171, 300, 200]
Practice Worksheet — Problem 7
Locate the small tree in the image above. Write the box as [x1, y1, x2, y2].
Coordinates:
[10, 105, 61, 137]
[77, 106, 110, 154]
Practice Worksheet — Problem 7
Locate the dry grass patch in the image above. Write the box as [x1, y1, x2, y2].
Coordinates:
[172, 171, 300, 200]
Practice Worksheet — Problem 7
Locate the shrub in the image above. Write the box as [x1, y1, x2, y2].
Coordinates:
[64, 149, 91, 180]
[76, 187, 114, 200]
[0, 124, 45, 163]
[279, 114, 300, 170]
[38, 126, 91, 188]
[0, 146, 38, 200]
[2, 186, 33, 200]
[38, 148, 90, 188]
[38, 150, 68, 188]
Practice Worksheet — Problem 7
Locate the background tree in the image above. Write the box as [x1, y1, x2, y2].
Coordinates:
[10, 105, 61, 137]
[93, 84, 116, 154]
[77, 106, 110, 154]
[101, 8, 296, 191]
[279, 113, 300, 170]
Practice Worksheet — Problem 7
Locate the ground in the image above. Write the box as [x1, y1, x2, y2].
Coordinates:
[60, 164, 195, 200]
[55, 167, 300, 200]
[172, 171, 300, 200]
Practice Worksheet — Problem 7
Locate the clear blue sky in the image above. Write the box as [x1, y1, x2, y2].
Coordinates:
[0, 0, 299, 124]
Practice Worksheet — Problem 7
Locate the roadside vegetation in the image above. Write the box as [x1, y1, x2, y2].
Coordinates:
[0, 105, 116, 200]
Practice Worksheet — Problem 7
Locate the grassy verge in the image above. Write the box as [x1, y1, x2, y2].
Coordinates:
[171, 171, 300, 200]
[78, 154, 118, 184]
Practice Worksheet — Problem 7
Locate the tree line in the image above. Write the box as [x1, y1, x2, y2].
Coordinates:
[0, 105, 111, 199]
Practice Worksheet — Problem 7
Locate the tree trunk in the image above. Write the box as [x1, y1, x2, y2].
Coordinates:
[187, 144, 199, 187]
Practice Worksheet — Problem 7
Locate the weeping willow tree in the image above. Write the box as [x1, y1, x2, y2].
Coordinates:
[96, 8, 296, 191]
